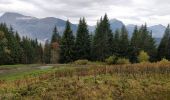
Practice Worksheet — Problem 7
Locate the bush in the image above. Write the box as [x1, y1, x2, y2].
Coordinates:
[74, 59, 89, 65]
[116, 58, 130, 64]
[159, 58, 169, 64]
[105, 55, 117, 65]
[138, 51, 150, 63]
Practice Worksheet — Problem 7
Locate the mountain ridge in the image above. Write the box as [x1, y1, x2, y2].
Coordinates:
[0, 12, 166, 43]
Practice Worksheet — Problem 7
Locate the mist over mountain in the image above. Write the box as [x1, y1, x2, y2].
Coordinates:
[0, 12, 165, 44]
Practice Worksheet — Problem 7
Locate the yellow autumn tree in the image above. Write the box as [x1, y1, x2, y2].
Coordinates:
[138, 50, 150, 63]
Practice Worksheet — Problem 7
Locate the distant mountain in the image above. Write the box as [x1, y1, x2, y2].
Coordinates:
[155, 38, 162, 46]
[126, 24, 166, 38]
[126, 24, 137, 37]
[149, 24, 166, 38]
[0, 12, 77, 42]
[0, 12, 166, 44]
[110, 19, 124, 32]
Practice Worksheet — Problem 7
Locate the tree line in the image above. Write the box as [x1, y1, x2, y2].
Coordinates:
[44, 14, 170, 64]
[0, 14, 170, 65]
[0, 23, 43, 65]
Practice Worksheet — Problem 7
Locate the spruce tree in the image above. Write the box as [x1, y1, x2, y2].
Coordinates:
[130, 24, 156, 62]
[6, 27, 21, 64]
[60, 20, 75, 63]
[167, 37, 170, 60]
[44, 40, 51, 64]
[0, 31, 8, 64]
[50, 26, 60, 64]
[130, 26, 139, 62]
[75, 18, 91, 60]
[113, 29, 120, 55]
[93, 14, 113, 61]
[119, 25, 129, 57]
[158, 25, 170, 60]
[140, 24, 156, 61]
[51, 26, 61, 43]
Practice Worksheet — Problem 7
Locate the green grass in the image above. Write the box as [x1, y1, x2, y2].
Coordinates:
[0, 64, 54, 81]
[0, 64, 40, 69]
[0, 68, 53, 81]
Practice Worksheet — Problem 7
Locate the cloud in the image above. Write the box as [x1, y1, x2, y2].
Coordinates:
[0, 0, 12, 4]
[0, 0, 170, 26]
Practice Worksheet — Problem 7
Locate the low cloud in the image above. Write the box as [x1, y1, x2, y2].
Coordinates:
[0, 0, 170, 26]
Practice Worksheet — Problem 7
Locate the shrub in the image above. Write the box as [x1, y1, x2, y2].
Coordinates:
[159, 58, 169, 64]
[137, 51, 150, 63]
[74, 59, 89, 65]
[105, 55, 117, 65]
[116, 58, 130, 64]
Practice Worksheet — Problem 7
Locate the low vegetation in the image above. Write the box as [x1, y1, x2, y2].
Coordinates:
[138, 50, 150, 63]
[0, 62, 170, 99]
[105, 55, 117, 65]
[74, 59, 89, 65]
[116, 58, 130, 65]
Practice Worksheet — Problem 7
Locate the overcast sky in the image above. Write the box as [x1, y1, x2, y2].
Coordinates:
[0, 0, 170, 26]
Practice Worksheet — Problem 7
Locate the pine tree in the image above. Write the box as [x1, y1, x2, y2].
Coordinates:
[6, 27, 21, 64]
[51, 26, 61, 43]
[93, 14, 113, 61]
[44, 40, 51, 64]
[60, 20, 75, 63]
[140, 24, 156, 61]
[37, 43, 44, 63]
[20, 37, 40, 64]
[130, 24, 156, 62]
[119, 25, 129, 57]
[167, 37, 170, 60]
[50, 26, 60, 64]
[158, 25, 170, 60]
[113, 29, 120, 55]
[75, 18, 91, 60]
[0, 31, 8, 64]
[103, 15, 114, 56]
[130, 26, 139, 62]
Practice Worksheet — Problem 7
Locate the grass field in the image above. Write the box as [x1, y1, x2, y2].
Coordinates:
[0, 62, 170, 99]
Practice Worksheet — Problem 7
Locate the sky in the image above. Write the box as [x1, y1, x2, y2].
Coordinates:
[0, 0, 170, 26]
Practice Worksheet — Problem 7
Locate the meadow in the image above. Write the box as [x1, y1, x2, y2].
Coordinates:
[0, 62, 170, 100]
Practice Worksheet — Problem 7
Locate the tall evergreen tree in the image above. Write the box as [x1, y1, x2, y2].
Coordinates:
[119, 25, 129, 57]
[113, 29, 120, 55]
[167, 37, 170, 60]
[60, 20, 75, 63]
[20, 37, 32, 64]
[93, 14, 113, 61]
[130, 26, 139, 62]
[140, 24, 156, 61]
[44, 40, 51, 64]
[158, 25, 170, 60]
[0, 31, 8, 64]
[51, 26, 61, 43]
[6, 27, 21, 64]
[50, 26, 60, 64]
[75, 18, 91, 60]
[130, 24, 156, 62]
